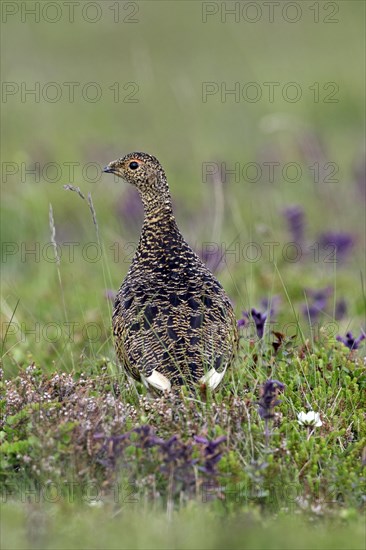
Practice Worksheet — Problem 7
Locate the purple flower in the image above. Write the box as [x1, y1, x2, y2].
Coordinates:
[134, 424, 164, 447]
[194, 436, 227, 474]
[238, 300, 279, 339]
[334, 299, 347, 321]
[237, 317, 247, 329]
[336, 331, 365, 350]
[194, 436, 209, 444]
[199, 245, 223, 274]
[159, 436, 195, 473]
[238, 308, 267, 339]
[305, 287, 333, 302]
[251, 309, 268, 339]
[95, 426, 227, 488]
[303, 304, 322, 322]
[257, 379, 285, 420]
[318, 232, 355, 262]
[257, 379, 285, 448]
[282, 205, 305, 245]
[194, 435, 226, 450]
[260, 296, 281, 318]
[302, 287, 332, 322]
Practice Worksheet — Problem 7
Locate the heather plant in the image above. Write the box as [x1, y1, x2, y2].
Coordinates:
[1, 335, 365, 515]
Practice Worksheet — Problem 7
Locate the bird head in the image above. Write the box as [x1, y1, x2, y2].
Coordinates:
[103, 152, 166, 191]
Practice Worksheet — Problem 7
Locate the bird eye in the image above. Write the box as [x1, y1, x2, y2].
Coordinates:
[129, 161, 139, 170]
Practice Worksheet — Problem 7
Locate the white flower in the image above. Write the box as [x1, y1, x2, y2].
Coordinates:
[297, 411, 322, 427]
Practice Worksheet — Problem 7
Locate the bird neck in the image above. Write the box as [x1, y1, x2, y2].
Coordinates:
[138, 200, 180, 252]
[138, 176, 176, 227]
[143, 205, 176, 229]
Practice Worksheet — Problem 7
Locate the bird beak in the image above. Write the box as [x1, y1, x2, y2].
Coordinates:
[103, 165, 114, 174]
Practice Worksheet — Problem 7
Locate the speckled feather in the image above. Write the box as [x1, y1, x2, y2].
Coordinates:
[104, 152, 238, 391]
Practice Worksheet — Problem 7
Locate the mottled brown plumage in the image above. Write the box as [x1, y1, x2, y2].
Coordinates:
[103, 152, 238, 392]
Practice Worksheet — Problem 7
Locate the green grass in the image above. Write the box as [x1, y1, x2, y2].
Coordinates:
[1, 1, 365, 548]
[1, 341, 365, 548]
[1, 503, 365, 550]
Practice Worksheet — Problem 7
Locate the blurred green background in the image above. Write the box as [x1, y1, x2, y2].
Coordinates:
[1, 1, 365, 367]
[1, 3, 365, 549]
